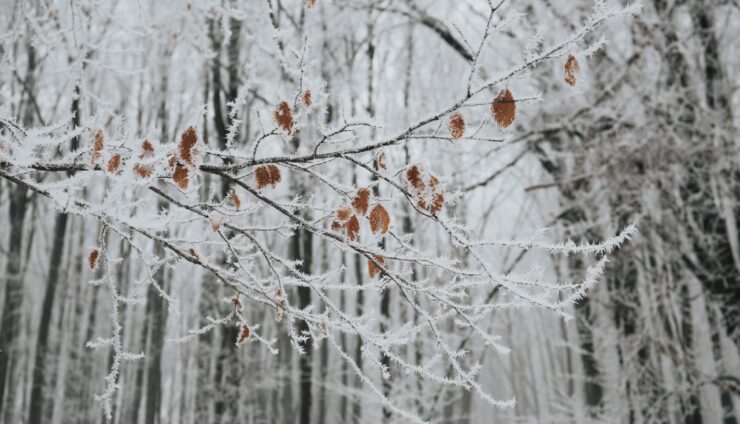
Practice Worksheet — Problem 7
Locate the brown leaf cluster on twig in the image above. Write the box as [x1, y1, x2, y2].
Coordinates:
[405, 165, 445, 215]
[134, 140, 155, 178]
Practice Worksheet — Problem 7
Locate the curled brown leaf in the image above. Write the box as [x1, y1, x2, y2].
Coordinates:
[236, 324, 250, 345]
[564, 54, 581, 87]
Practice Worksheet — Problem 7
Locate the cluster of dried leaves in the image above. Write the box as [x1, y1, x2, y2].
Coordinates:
[332, 189, 391, 240]
[331, 207, 361, 241]
[133, 140, 156, 178]
[405, 165, 445, 215]
[329, 188, 391, 278]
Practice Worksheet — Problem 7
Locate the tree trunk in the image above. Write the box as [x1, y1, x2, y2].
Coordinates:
[0, 184, 28, 422]
[297, 225, 313, 424]
[28, 212, 68, 424]
[144, 244, 168, 424]
[0, 39, 36, 423]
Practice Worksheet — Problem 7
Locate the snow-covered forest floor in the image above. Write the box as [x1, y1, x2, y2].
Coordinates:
[0, 0, 738, 423]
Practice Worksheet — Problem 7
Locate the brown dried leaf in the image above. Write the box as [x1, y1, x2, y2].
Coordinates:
[267, 165, 282, 186]
[369, 204, 390, 235]
[306, 0, 316, 7]
[231, 190, 241, 211]
[133, 164, 153, 179]
[335, 207, 353, 222]
[179, 126, 198, 165]
[332, 207, 353, 230]
[352, 188, 371, 215]
[368, 255, 385, 279]
[255, 165, 282, 190]
[405, 165, 425, 192]
[107, 154, 121, 173]
[254, 166, 270, 189]
[91, 131, 104, 166]
[492, 89, 516, 128]
[429, 192, 445, 215]
[88, 249, 99, 270]
[303, 90, 312, 108]
[237, 324, 250, 345]
[564, 54, 581, 87]
[173, 164, 189, 189]
[274, 101, 294, 135]
[141, 139, 155, 158]
[429, 175, 439, 189]
[449, 112, 465, 140]
[188, 248, 201, 262]
[347, 214, 360, 241]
